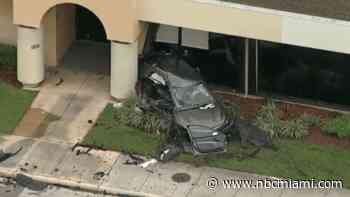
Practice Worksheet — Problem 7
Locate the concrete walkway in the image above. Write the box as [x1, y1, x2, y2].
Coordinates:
[0, 135, 349, 197]
[14, 41, 111, 143]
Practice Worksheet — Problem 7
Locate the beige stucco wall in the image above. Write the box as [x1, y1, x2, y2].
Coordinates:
[282, 16, 350, 54]
[11, 0, 350, 56]
[56, 4, 75, 64]
[137, 0, 283, 43]
[42, 5, 75, 67]
[0, 0, 17, 45]
[13, 0, 140, 43]
[43, 7, 57, 66]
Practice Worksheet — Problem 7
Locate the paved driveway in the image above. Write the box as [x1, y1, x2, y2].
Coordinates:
[14, 41, 111, 143]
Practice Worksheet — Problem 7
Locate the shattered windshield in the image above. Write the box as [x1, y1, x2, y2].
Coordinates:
[172, 83, 214, 110]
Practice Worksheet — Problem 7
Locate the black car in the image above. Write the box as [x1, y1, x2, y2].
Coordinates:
[136, 51, 238, 161]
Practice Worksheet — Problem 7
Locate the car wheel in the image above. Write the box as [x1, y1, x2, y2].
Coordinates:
[158, 144, 181, 162]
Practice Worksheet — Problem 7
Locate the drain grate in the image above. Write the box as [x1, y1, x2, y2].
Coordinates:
[171, 173, 191, 183]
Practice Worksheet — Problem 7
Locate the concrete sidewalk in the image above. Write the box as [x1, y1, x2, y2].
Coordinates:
[14, 41, 111, 143]
[0, 135, 349, 197]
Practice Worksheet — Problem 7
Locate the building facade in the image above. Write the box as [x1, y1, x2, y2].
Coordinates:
[2, 0, 350, 99]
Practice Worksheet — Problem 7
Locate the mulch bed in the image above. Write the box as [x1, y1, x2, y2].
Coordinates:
[306, 127, 350, 150]
[214, 91, 350, 150]
[0, 69, 22, 88]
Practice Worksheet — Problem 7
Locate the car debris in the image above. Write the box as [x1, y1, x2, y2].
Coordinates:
[123, 153, 158, 170]
[0, 146, 23, 163]
[123, 153, 145, 165]
[71, 143, 106, 152]
[140, 159, 157, 168]
[55, 77, 64, 86]
[93, 171, 106, 181]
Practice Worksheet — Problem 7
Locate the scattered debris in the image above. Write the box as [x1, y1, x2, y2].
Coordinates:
[140, 159, 157, 168]
[171, 173, 191, 183]
[123, 153, 145, 165]
[71, 143, 106, 152]
[15, 174, 48, 191]
[93, 171, 105, 181]
[0, 146, 23, 163]
[0, 177, 16, 186]
[75, 147, 92, 156]
[123, 154, 158, 169]
[55, 78, 64, 86]
[158, 144, 181, 162]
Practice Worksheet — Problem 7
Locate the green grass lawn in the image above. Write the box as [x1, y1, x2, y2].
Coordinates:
[0, 81, 36, 134]
[83, 104, 350, 187]
[83, 105, 161, 156]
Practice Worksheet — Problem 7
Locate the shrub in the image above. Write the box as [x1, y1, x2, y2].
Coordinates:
[255, 101, 309, 139]
[255, 101, 284, 138]
[112, 97, 164, 135]
[321, 115, 350, 138]
[0, 44, 17, 69]
[300, 113, 321, 127]
[280, 118, 308, 139]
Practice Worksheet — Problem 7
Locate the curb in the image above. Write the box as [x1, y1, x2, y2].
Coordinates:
[0, 167, 161, 197]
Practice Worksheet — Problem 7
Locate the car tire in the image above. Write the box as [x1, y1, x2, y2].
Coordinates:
[158, 144, 181, 162]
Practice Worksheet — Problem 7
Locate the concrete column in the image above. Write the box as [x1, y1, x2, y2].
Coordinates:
[110, 41, 138, 99]
[17, 26, 45, 88]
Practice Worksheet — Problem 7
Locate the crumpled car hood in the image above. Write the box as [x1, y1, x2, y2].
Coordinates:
[174, 106, 226, 130]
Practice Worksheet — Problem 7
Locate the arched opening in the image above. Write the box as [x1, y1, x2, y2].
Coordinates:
[17, 2, 139, 99]
[41, 3, 110, 76]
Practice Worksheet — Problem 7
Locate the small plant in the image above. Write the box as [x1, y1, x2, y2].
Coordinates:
[0, 44, 17, 69]
[255, 101, 283, 138]
[300, 113, 321, 127]
[255, 101, 309, 139]
[321, 115, 350, 138]
[280, 118, 308, 139]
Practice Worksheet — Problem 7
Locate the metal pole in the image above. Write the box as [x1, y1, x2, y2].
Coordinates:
[255, 40, 259, 93]
[245, 38, 249, 97]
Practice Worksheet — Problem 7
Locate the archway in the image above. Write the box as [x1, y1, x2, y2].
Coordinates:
[17, 2, 140, 99]
[42, 3, 109, 68]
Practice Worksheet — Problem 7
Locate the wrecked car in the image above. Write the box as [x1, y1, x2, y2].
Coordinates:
[136, 50, 239, 161]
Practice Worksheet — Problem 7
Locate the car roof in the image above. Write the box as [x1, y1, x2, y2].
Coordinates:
[148, 52, 203, 87]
